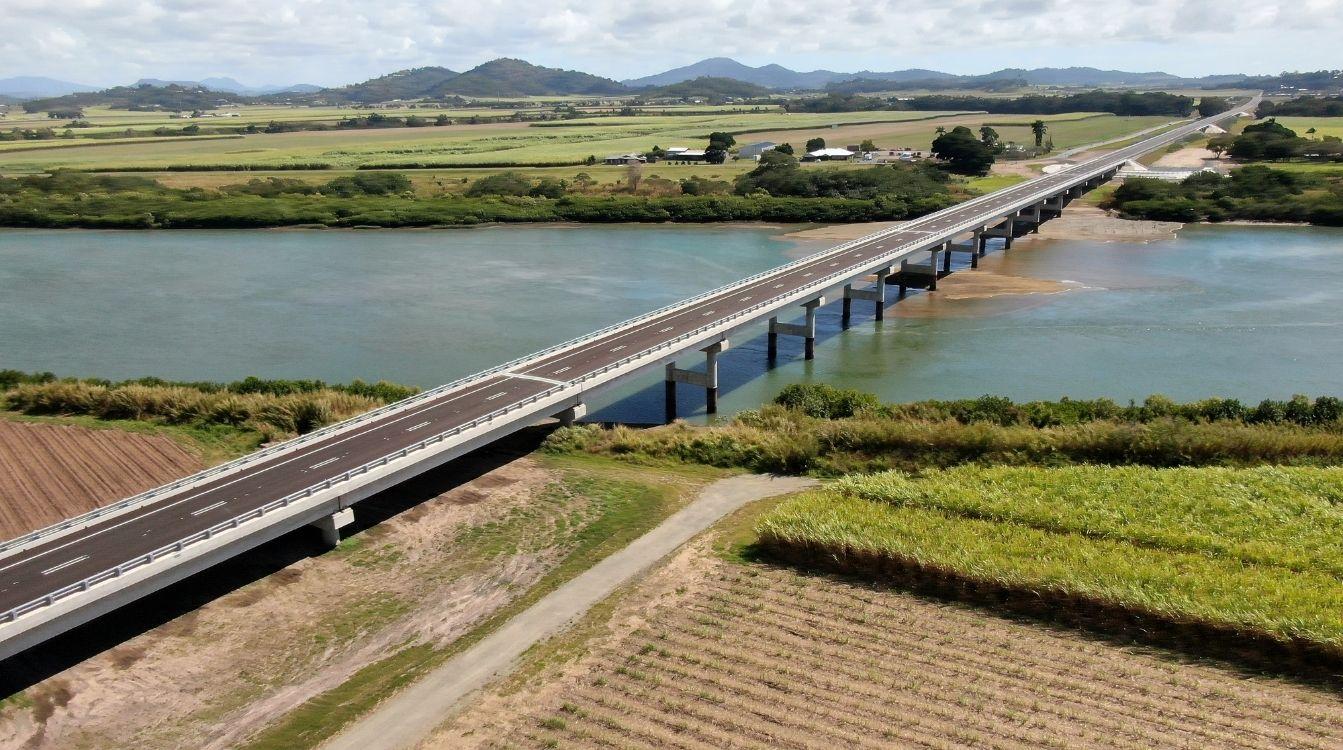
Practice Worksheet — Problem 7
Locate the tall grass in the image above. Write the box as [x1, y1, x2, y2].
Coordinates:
[545, 404, 1343, 475]
[4, 379, 394, 436]
[756, 465, 1343, 657]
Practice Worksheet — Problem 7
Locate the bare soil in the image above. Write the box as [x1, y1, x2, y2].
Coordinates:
[0, 420, 202, 540]
[0, 447, 656, 750]
[440, 539, 1343, 749]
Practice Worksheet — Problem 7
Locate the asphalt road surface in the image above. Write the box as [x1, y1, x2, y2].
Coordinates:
[0, 98, 1255, 621]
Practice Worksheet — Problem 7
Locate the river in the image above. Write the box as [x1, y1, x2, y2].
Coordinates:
[2, 223, 1340, 423]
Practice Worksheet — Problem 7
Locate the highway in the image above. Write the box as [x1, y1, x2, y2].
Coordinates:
[0, 97, 1256, 657]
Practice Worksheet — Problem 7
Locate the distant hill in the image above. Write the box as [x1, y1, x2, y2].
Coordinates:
[976, 67, 1246, 87]
[0, 76, 97, 100]
[134, 77, 319, 95]
[437, 59, 626, 97]
[636, 76, 772, 100]
[23, 84, 256, 113]
[317, 67, 461, 103]
[624, 58, 849, 89]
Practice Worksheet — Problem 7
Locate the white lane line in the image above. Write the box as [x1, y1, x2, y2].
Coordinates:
[190, 501, 227, 517]
[405, 420, 431, 432]
[658, 326, 673, 333]
[738, 295, 752, 301]
[41, 555, 88, 576]
[701, 309, 715, 316]
[610, 344, 627, 352]
[308, 457, 340, 470]
[506, 372, 567, 386]
[553, 366, 571, 374]
[485, 391, 508, 401]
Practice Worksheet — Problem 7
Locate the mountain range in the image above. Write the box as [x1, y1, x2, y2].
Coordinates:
[0, 76, 98, 100]
[133, 78, 320, 95]
[621, 58, 1247, 90]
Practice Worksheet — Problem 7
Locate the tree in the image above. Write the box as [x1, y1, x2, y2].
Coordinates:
[1030, 120, 1048, 148]
[934, 126, 946, 136]
[805, 137, 826, 153]
[1207, 133, 1235, 158]
[1196, 96, 1229, 117]
[775, 142, 794, 155]
[707, 131, 736, 150]
[626, 162, 643, 192]
[859, 139, 877, 152]
[978, 126, 999, 147]
[704, 148, 728, 164]
[931, 125, 995, 176]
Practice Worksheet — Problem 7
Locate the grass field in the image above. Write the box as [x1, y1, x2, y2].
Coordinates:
[0, 110, 1175, 174]
[757, 465, 1343, 657]
[1274, 117, 1343, 140]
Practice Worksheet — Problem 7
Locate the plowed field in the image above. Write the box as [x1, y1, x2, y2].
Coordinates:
[444, 548, 1343, 749]
[0, 420, 200, 539]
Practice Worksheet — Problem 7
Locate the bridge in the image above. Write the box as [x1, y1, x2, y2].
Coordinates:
[0, 97, 1257, 661]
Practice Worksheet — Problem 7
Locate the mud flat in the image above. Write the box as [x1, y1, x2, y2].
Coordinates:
[0, 420, 201, 540]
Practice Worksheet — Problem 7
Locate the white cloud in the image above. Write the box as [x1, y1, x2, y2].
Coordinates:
[2, 0, 1339, 87]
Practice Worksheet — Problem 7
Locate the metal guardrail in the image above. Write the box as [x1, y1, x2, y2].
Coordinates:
[0, 99, 1253, 628]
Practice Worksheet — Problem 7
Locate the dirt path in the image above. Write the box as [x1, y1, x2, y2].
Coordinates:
[323, 474, 817, 750]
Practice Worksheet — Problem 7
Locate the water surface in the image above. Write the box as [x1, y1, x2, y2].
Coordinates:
[2, 223, 1340, 423]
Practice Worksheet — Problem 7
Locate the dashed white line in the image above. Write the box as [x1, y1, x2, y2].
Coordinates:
[41, 556, 88, 576]
[485, 391, 508, 401]
[190, 501, 227, 517]
[610, 345, 627, 352]
[553, 366, 571, 374]
[405, 420, 431, 431]
[658, 326, 673, 333]
[308, 457, 340, 470]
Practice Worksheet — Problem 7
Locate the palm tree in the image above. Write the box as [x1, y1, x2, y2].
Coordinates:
[1030, 120, 1048, 149]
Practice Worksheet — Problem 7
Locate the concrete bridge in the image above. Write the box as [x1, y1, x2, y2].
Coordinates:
[0, 97, 1257, 661]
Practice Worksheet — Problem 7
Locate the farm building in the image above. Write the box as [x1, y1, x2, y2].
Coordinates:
[803, 147, 855, 161]
[603, 153, 646, 165]
[737, 141, 778, 159]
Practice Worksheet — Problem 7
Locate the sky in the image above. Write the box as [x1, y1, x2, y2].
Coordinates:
[3, 0, 1341, 88]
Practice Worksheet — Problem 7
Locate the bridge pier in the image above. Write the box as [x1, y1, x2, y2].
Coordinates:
[553, 402, 587, 427]
[983, 219, 1014, 250]
[665, 340, 729, 421]
[841, 267, 890, 326]
[768, 297, 824, 362]
[312, 507, 355, 547]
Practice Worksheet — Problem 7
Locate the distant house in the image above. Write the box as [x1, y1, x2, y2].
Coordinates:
[604, 153, 647, 165]
[863, 148, 925, 163]
[737, 141, 778, 159]
[664, 146, 691, 156]
[668, 149, 709, 162]
[803, 147, 855, 161]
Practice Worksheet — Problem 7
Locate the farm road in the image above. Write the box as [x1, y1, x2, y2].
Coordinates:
[323, 473, 817, 750]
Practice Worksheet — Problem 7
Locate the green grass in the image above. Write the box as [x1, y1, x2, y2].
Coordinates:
[1272, 117, 1343, 140]
[237, 457, 709, 750]
[757, 465, 1343, 654]
[964, 173, 1027, 194]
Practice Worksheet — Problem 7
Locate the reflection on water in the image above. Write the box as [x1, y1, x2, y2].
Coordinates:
[2, 223, 1341, 425]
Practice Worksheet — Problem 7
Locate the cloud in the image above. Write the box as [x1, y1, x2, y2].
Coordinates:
[3, 0, 1339, 87]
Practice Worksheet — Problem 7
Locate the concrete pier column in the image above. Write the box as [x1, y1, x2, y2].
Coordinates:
[665, 340, 729, 421]
[971, 229, 984, 267]
[941, 241, 953, 274]
[898, 260, 909, 298]
[767, 317, 778, 361]
[843, 267, 889, 323]
[928, 247, 941, 291]
[841, 285, 853, 328]
[554, 402, 587, 427]
[313, 507, 355, 547]
[768, 297, 824, 361]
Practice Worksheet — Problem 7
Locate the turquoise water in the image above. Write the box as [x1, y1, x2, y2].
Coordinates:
[2, 223, 1341, 423]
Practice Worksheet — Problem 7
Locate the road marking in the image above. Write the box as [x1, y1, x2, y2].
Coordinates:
[41, 556, 88, 576]
[485, 391, 508, 401]
[553, 366, 570, 374]
[308, 457, 340, 470]
[190, 501, 227, 517]
[405, 420, 431, 432]
[658, 326, 673, 333]
[738, 295, 751, 301]
[506, 372, 567, 386]
[773, 283, 784, 288]
[802, 272, 813, 278]
[702, 309, 715, 316]
[610, 345, 626, 352]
